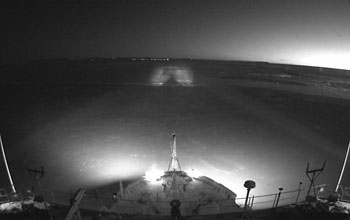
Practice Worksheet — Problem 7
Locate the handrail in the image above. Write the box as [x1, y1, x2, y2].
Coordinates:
[4, 183, 346, 215]
[41, 186, 308, 211]
[0, 189, 10, 204]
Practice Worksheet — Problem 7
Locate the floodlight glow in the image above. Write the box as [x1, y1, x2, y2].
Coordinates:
[150, 67, 171, 85]
[150, 66, 193, 86]
[144, 164, 164, 183]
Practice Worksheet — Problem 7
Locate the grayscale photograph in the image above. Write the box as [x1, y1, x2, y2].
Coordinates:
[0, 1, 350, 219]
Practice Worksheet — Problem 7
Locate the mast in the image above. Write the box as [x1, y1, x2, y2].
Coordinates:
[335, 140, 350, 193]
[168, 132, 181, 171]
[0, 133, 17, 194]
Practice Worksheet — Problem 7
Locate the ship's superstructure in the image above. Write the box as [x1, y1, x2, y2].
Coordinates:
[77, 133, 242, 216]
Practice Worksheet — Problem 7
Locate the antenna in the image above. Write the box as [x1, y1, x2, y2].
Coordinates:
[26, 165, 53, 220]
[26, 165, 45, 188]
[335, 140, 350, 193]
[167, 132, 181, 171]
[0, 133, 17, 194]
[305, 160, 326, 198]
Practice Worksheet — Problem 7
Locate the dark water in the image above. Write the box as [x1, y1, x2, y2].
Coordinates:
[0, 60, 350, 200]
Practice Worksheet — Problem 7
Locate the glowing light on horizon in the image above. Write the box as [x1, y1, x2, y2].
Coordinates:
[285, 48, 350, 70]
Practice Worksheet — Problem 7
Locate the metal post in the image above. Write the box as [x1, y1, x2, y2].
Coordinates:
[27, 166, 53, 220]
[305, 161, 326, 198]
[0, 134, 16, 194]
[275, 188, 283, 208]
[119, 180, 124, 199]
[335, 140, 350, 193]
[244, 188, 251, 212]
[250, 195, 255, 210]
[64, 188, 85, 220]
[306, 171, 315, 197]
[36, 175, 51, 218]
[242, 180, 255, 220]
[272, 194, 277, 208]
[295, 182, 302, 204]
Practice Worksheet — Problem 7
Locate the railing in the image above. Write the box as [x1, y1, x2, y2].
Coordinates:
[41, 190, 242, 215]
[0, 188, 25, 204]
[40, 186, 308, 215]
[313, 184, 350, 202]
[343, 187, 350, 202]
[234, 184, 350, 210]
[235, 187, 306, 210]
[2, 184, 348, 215]
[0, 189, 10, 204]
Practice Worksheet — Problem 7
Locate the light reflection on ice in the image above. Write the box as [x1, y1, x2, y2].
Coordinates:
[150, 66, 193, 86]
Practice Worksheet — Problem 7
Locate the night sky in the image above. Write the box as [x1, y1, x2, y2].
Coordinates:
[1, 0, 350, 70]
[1, 0, 350, 210]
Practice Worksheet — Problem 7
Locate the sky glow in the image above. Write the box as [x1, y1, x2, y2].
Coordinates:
[1, 0, 350, 70]
[296, 49, 350, 70]
[1, 1, 350, 211]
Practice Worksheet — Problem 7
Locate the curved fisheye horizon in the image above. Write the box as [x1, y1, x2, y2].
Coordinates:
[17, 55, 350, 72]
[1, 0, 350, 218]
[0, 57, 350, 218]
[1, 0, 350, 71]
[1, 60, 350, 195]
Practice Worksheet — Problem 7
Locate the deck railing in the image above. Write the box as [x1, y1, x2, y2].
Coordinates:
[40, 186, 308, 214]
[0, 189, 10, 204]
[1, 183, 348, 215]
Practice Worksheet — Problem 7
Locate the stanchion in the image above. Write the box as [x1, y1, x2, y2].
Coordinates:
[274, 188, 283, 208]
[241, 180, 256, 220]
